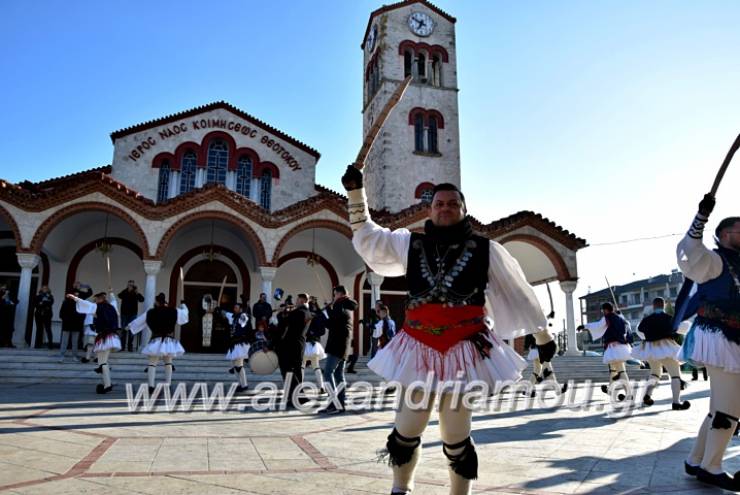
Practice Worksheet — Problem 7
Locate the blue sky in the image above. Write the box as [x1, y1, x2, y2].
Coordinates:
[2, 0, 739, 310]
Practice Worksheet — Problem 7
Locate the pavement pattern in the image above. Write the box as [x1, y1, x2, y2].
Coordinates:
[0, 377, 738, 494]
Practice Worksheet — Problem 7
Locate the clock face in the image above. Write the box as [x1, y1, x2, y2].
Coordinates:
[408, 12, 434, 37]
[367, 24, 377, 52]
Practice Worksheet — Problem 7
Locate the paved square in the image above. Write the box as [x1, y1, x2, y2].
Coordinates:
[0, 380, 737, 494]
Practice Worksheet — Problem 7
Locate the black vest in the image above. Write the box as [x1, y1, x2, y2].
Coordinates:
[406, 232, 489, 307]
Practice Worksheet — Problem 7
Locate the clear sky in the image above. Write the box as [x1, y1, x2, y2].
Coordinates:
[1, 0, 739, 318]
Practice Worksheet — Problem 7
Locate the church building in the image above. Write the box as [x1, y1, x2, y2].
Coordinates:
[0, 0, 586, 355]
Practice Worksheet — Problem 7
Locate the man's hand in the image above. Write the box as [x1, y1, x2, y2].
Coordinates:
[698, 193, 716, 217]
[341, 164, 363, 191]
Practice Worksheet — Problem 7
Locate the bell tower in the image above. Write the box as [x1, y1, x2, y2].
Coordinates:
[361, 0, 461, 212]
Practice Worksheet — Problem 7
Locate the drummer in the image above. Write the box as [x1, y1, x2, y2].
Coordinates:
[248, 318, 281, 375]
[218, 302, 252, 393]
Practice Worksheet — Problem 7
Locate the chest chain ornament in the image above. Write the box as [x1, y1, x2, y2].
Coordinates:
[410, 239, 480, 308]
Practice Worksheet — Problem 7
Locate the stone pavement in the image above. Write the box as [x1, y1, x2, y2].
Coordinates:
[0, 378, 737, 494]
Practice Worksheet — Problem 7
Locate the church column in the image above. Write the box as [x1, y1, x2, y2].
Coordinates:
[367, 271, 384, 305]
[195, 168, 206, 188]
[141, 260, 162, 347]
[13, 253, 40, 348]
[560, 280, 580, 356]
[259, 266, 277, 301]
[225, 171, 236, 191]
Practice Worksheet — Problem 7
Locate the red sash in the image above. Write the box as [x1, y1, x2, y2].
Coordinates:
[403, 304, 486, 353]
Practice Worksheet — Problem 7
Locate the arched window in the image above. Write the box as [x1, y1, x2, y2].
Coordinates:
[156, 160, 170, 203]
[259, 169, 272, 210]
[420, 187, 434, 204]
[404, 50, 413, 78]
[416, 53, 426, 81]
[431, 55, 441, 86]
[372, 64, 380, 94]
[414, 113, 425, 152]
[428, 115, 438, 153]
[236, 156, 252, 197]
[206, 139, 228, 185]
[180, 151, 197, 194]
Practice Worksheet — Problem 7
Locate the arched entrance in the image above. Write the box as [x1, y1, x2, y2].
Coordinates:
[180, 258, 240, 353]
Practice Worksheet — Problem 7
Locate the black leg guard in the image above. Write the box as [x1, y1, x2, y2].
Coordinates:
[536, 340, 557, 363]
[711, 411, 739, 430]
[443, 437, 478, 480]
[380, 429, 421, 467]
[543, 368, 553, 379]
[234, 365, 243, 372]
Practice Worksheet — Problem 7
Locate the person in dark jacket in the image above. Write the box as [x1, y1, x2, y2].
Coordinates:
[58, 281, 92, 361]
[634, 297, 689, 410]
[321, 286, 358, 414]
[118, 280, 144, 351]
[34, 286, 54, 349]
[276, 293, 311, 407]
[252, 293, 273, 326]
[0, 285, 17, 348]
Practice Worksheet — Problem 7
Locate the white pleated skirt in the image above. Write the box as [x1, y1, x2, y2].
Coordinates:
[679, 323, 740, 374]
[368, 330, 526, 391]
[631, 338, 681, 361]
[527, 348, 539, 362]
[225, 342, 250, 361]
[94, 333, 122, 353]
[141, 336, 185, 357]
[603, 343, 632, 364]
[304, 341, 327, 361]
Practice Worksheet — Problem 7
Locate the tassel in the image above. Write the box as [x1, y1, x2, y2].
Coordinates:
[443, 437, 478, 480]
[378, 429, 420, 467]
[712, 411, 739, 430]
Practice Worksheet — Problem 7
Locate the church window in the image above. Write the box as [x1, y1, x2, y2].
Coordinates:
[259, 169, 272, 210]
[428, 115, 439, 153]
[206, 139, 228, 185]
[180, 151, 197, 193]
[404, 50, 413, 78]
[416, 53, 426, 81]
[156, 160, 170, 203]
[236, 155, 252, 197]
[420, 188, 434, 203]
[414, 113, 424, 152]
[431, 55, 442, 86]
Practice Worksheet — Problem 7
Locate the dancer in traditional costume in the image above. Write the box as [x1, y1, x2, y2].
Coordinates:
[219, 302, 251, 392]
[305, 298, 328, 392]
[68, 291, 121, 394]
[342, 166, 545, 495]
[526, 311, 568, 397]
[578, 303, 633, 402]
[675, 193, 740, 491]
[633, 297, 689, 409]
[134, 293, 187, 392]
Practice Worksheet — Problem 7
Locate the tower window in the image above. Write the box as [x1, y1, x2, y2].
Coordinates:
[180, 151, 197, 194]
[416, 53, 426, 81]
[404, 50, 413, 78]
[414, 113, 424, 152]
[206, 139, 228, 185]
[259, 169, 272, 210]
[428, 116, 439, 153]
[156, 160, 170, 203]
[236, 156, 252, 197]
[415, 182, 435, 203]
[431, 55, 442, 86]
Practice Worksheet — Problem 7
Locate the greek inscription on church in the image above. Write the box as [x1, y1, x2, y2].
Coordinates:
[126, 119, 302, 171]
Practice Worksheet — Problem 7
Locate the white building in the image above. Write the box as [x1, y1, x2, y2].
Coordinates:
[0, 0, 587, 356]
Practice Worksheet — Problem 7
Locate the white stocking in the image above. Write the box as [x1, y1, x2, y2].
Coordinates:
[163, 355, 173, 385]
[85, 344, 93, 361]
[662, 359, 683, 404]
[439, 393, 474, 495]
[700, 366, 740, 474]
[147, 356, 158, 388]
[97, 350, 111, 388]
[233, 358, 247, 387]
[390, 389, 434, 493]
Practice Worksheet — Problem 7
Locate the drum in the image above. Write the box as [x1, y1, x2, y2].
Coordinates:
[248, 340, 279, 374]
